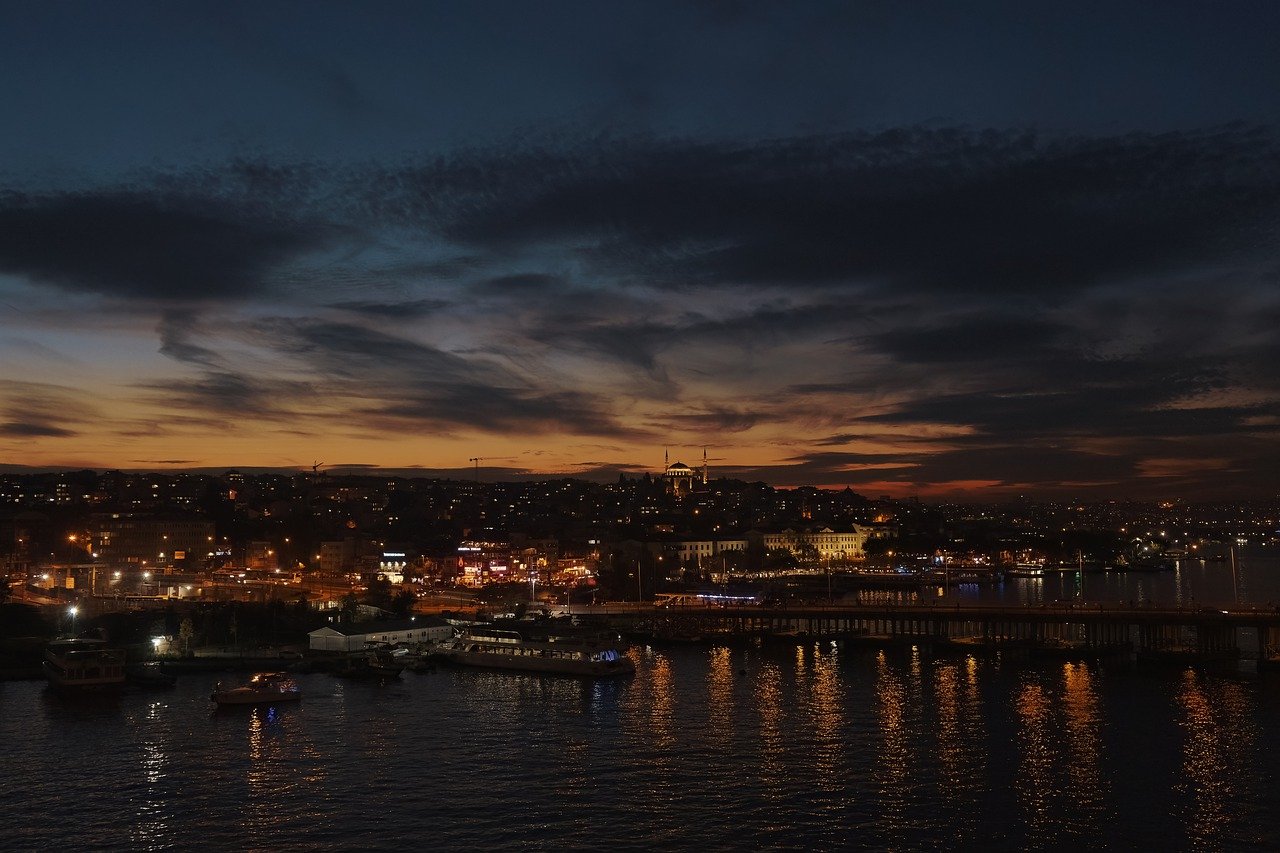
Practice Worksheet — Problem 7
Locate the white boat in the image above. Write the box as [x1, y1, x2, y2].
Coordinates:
[211, 672, 301, 706]
[43, 638, 127, 691]
[433, 628, 634, 677]
[1006, 561, 1046, 578]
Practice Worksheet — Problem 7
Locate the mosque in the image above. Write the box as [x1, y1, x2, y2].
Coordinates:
[662, 449, 708, 499]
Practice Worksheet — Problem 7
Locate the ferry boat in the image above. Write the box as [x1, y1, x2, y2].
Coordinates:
[1005, 561, 1046, 578]
[434, 628, 634, 677]
[43, 638, 127, 691]
[210, 672, 301, 706]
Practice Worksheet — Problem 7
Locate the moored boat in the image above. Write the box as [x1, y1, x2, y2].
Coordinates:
[333, 649, 405, 680]
[127, 662, 177, 688]
[434, 628, 634, 677]
[211, 672, 301, 706]
[43, 638, 127, 691]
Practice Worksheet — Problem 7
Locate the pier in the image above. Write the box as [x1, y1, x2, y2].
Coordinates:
[579, 601, 1280, 666]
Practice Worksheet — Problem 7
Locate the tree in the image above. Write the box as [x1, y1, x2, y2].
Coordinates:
[763, 547, 797, 571]
[177, 617, 196, 657]
[390, 590, 416, 619]
[364, 577, 394, 611]
[341, 592, 361, 623]
[864, 535, 898, 558]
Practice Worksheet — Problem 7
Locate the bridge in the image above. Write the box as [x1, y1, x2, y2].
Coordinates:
[573, 601, 1280, 667]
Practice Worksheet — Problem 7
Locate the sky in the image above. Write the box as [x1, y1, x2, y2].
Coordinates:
[2, 0, 1279, 500]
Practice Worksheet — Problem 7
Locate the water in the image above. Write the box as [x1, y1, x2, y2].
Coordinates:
[5, 639, 1280, 851]
[959, 547, 1280, 610]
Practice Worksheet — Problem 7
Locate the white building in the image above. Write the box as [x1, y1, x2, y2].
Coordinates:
[755, 525, 878, 560]
[308, 617, 453, 652]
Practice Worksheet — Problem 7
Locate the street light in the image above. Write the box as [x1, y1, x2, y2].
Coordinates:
[67, 605, 78, 635]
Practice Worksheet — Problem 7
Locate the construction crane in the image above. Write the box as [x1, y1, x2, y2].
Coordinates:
[468, 457, 485, 482]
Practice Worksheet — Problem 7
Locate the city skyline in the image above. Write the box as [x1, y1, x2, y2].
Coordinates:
[3, 1, 1279, 500]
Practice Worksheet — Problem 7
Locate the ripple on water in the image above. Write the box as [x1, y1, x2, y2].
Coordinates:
[4, 647, 1280, 851]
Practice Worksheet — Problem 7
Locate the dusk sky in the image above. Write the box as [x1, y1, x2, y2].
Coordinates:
[2, 1, 1279, 499]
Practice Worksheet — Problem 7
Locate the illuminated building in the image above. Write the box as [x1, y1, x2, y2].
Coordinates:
[663, 447, 709, 499]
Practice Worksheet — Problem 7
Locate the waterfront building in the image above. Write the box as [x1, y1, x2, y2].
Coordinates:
[752, 525, 882, 561]
[308, 617, 453, 652]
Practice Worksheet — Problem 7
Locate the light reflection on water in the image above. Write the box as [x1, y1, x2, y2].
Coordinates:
[5, 644, 1280, 851]
[933, 656, 986, 845]
[874, 649, 912, 832]
[1014, 677, 1055, 839]
[1175, 669, 1267, 850]
[1061, 662, 1108, 820]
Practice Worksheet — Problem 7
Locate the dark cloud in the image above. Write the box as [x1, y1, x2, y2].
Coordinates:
[864, 315, 1072, 364]
[0, 380, 97, 441]
[0, 190, 327, 301]
[716, 450, 918, 487]
[856, 386, 1271, 441]
[147, 317, 649, 438]
[474, 273, 566, 294]
[653, 408, 767, 433]
[370, 387, 634, 438]
[376, 126, 1280, 297]
[138, 371, 318, 419]
[325, 298, 450, 318]
[0, 421, 76, 437]
[157, 310, 224, 367]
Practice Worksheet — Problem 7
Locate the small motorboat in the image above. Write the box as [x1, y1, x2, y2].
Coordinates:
[211, 672, 301, 706]
[333, 649, 405, 680]
[127, 662, 177, 688]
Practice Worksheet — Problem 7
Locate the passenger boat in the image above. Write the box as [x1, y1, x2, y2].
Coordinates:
[43, 638, 127, 691]
[433, 628, 634, 677]
[210, 672, 301, 706]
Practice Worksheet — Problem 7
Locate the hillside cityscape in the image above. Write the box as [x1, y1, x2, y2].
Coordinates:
[4, 464, 1277, 623]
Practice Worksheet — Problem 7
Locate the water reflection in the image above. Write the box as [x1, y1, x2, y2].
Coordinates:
[1014, 677, 1054, 839]
[754, 661, 786, 800]
[874, 650, 911, 831]
[131, 700, 171, 851]
[809, 643, 844, 785]
[647, 654, 676, 751]
[245, 704, 292, 836]
[1061, 663, 1107, 821]
[932, 656, 985, 843]
[707, 646, 734, 733]
[1175, 670, 1263, 849]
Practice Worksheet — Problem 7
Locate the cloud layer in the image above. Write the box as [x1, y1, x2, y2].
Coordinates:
[3, 126, 1278, 498]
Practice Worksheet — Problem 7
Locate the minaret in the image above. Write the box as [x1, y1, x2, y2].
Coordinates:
[665, 448, 669, 469]
[702, 447, 708, 485]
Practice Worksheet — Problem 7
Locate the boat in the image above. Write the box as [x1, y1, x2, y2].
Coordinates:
[127, 662, 177, 688]
[43, 638, 127, 691]
[433, 628, 634, 677]
[210, 672, 301, 706]
[1005, 561, 1046, 578]
[334, 648, 405, 680]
